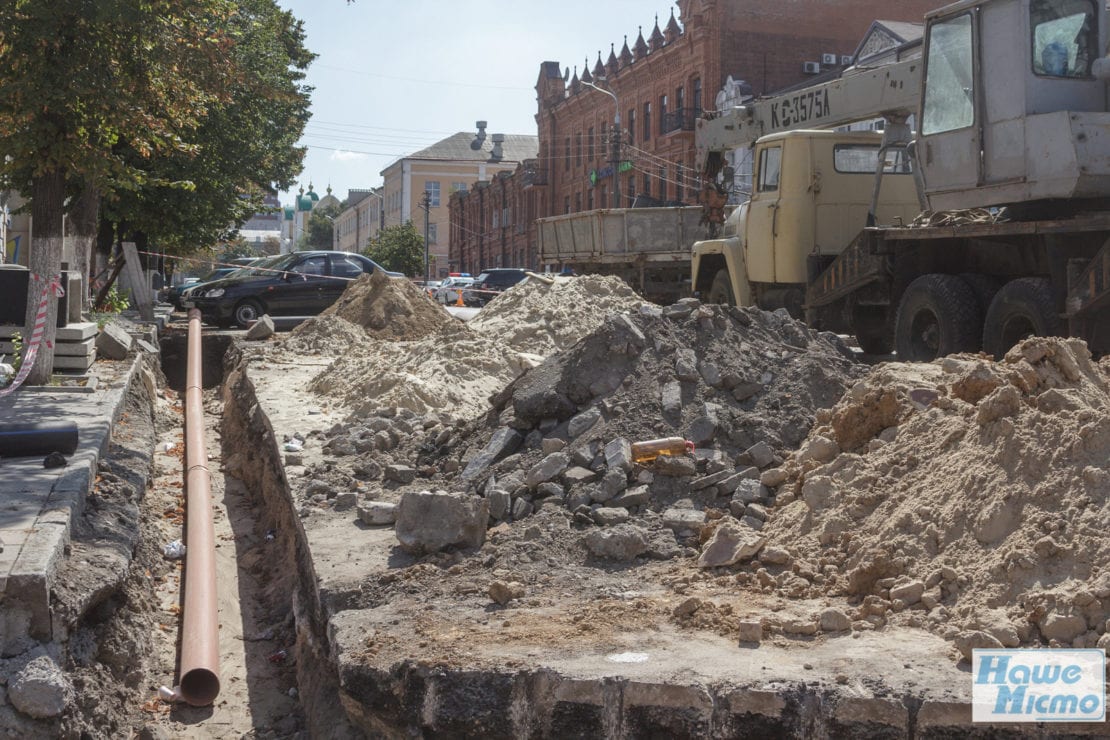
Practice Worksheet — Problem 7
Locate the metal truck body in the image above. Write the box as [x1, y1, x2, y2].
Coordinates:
[537, 206, 722, 303]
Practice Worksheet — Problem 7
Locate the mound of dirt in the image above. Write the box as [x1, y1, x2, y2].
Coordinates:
[278, 314, 369, 356]
[761, 337, 1110, 650]
[308, 274, 644, 419]
[320, 269, 453, 340]
[469, 274, 644, 355]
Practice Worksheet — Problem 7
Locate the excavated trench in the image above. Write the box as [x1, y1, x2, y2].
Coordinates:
[207, 338, 1005, 739]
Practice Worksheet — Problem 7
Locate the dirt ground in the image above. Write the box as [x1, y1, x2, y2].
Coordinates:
[54, 348, 305, 738]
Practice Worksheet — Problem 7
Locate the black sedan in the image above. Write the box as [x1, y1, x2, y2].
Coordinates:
[185, 250, 401, 328]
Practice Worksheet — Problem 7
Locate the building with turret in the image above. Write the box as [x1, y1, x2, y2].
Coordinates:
[449, 0, 938, 273]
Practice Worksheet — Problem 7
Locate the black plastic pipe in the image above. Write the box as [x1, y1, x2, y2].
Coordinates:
[0, 421, 79, 457]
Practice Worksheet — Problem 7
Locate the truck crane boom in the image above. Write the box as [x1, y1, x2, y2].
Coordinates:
[696, 57, 923, 182]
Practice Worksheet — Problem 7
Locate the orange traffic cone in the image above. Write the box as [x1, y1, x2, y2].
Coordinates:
[455, 290, 465, 307]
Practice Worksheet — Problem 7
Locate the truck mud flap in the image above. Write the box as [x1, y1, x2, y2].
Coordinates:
[805, 230, 888, 309]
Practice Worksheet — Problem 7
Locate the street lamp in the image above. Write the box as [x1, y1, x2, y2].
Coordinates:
[581, 77, 622, 209]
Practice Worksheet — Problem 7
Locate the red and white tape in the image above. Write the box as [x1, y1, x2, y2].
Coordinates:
[0, 273, 65, 397]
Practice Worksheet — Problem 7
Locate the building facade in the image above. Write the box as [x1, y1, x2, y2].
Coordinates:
[333, 129, 537, 278]
[449, 0, 938, 272]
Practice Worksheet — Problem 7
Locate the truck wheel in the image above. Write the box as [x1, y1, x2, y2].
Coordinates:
[894, 274, 983, 361]
[707, 269, 735, 305]
[233, 299, 264, 329]
[981, 277, 1063, 359]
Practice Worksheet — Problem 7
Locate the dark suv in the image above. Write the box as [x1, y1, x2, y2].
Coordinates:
[186, 250, 402, 328]
[464, 268, 529, 307]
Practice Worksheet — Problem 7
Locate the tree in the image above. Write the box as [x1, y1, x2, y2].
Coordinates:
[300, 203, 340, 250]
[364, 222, 424, 276]
[107, 0, 314, 257]
[0, 0, 231, 383]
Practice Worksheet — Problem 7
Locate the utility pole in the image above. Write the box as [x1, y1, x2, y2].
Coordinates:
[421, 190, 431, 286]
[611, 122, 622, 208]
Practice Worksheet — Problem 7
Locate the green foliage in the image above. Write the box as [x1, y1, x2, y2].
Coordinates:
[101, 286, 131, 313]
[364, 222, 425, 276]
[7, 332, 23, 375]
[299, 203, 340, 251]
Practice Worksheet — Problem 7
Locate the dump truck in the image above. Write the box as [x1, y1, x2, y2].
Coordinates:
[536, 206, 726, 304]
[691, 0, 1110, 360]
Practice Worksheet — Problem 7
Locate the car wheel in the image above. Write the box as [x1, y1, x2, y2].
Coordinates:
[894, 274, 983, 361]
[233, 299, 264, 329]
[981, 277, 1063, 359]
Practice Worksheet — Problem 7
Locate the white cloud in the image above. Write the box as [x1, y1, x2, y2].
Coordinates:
[330, 150, 368, 162]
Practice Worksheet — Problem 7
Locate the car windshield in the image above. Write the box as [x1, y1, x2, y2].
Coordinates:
[475, 273, 491, 282]
[240, 255, 287, 276]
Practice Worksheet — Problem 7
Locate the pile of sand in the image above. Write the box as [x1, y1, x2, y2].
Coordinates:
[309, 274, 644, 419]
[762, 337, 1110, 649]
[320, 269, 454, 340]
[469, 274, 644, 355]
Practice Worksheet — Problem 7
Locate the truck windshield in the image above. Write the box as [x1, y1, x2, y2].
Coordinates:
[1031, 0, 1095, 78]
[834, 145, 913, 174]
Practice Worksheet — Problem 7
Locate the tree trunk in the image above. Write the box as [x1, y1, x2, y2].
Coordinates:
[23, 168, 66, 386]
[69, 183, 100, 316]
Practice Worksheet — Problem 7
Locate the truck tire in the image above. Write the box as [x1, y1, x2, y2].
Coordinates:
[981, 277, 1063, 359]
[894, 274, 983, 361]
[707, 269, 735, 305]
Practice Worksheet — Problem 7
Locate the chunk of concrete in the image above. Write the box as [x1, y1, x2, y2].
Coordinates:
[697, 519, 764, 568]
[95, 321, 133, 360]
[245, 315, 275, 340]
[583, 524, 649, 561]
[9, 654, 73, 719]
[526, 452, 570, 487]
[395, 490, 488, 554]
[460, 427, 523, 482]
[567, 407, 601, 438]
[357, 501, 397, 525]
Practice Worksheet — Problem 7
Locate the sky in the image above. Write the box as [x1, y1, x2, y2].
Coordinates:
[276, 0, 676, 206]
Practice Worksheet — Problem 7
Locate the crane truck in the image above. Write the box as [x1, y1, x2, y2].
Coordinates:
[691, 0, 1110, 360]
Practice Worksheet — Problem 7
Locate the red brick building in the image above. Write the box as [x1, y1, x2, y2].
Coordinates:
[450, 0, 938, 273]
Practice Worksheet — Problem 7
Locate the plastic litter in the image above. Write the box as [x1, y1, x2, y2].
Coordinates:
[162, 441, 174, 452]
[163, 540, 187, 560]
[288, 687, 298, 698]
[265, 529, 276, 541]
[269, 649, 288, 664]
[282, 439, 303, 452]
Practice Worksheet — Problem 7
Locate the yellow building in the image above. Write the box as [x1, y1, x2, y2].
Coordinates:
[336, 125, 537, 277]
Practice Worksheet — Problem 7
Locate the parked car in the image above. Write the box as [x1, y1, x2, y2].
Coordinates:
[433, 275, 475, 304]
[185, 250, 401, 328]
[162, 268, 238, 309]
[463, 268, 529, 307]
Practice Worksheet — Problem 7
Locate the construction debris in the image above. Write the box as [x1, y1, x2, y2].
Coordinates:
[762, 337, 1110, 652]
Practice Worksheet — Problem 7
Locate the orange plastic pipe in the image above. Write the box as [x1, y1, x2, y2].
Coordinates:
[179, 309, 221, 706]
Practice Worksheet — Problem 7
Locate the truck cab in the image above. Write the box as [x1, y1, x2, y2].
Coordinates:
[691, 130, 920, 316]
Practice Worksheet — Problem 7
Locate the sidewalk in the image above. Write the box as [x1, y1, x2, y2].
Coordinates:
[0, 352, 145, 653]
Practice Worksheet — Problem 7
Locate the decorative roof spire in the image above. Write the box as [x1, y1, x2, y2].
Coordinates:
[619, 35, 633, 67]
[593, 50, 605, 79]
[570, 65, 580, 94]
[649, 14, 664, 51]
[581, 58, 593, 84]
[606, 42, 619, 76]
[664, 8, 681, 43]
[633, 26, 647, 59]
